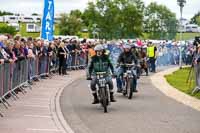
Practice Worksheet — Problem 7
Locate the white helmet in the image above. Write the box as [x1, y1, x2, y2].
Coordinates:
[94, 44, 104, 51]
[123, 45, 131, 49]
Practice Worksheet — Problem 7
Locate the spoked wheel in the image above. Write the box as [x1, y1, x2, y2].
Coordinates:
[122, 78, 127, 96]
[101, 87, 108, 113]
[127, 78, 133, 99]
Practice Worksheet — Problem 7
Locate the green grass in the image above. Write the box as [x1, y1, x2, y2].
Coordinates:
[142, 32, 200, 40]
[165, 67, 200, 99]
[0, 22, 8, 27]
[17, 23, 40, 38]
[18, 23, 60, 38]
[176, 32, 200, 40]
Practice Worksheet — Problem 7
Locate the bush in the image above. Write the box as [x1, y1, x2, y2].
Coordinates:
[0, 24, 17, 35]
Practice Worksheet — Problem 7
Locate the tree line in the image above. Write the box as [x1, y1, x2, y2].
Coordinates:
[58, 0, 178, 40]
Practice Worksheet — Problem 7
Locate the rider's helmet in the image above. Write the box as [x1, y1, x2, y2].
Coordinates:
[94, 44, 104, 51]
[123, 45, 131, 53]
[94, 44, 105, 56]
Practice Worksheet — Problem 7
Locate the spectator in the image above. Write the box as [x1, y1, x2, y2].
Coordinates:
[0, 40, 14, 64]
[58, 42, 67, 75]
[13, 41, 25, 61]
[5, 40, 17, 62]
[70, 40, 78, 69]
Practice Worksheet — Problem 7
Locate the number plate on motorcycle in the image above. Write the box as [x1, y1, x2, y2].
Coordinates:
[99, 79, 106, 87]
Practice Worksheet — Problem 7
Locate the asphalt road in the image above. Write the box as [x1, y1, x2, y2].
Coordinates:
[60, 73, 200, 133]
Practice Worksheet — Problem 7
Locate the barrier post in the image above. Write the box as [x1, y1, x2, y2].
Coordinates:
[9, 63, 18, 100]
[0, 63, 10, 108]
[0, 64, 8, 109]
[18, 60, 27, 94]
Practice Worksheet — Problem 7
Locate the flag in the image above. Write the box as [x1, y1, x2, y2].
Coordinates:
[41, 0, 54, 41]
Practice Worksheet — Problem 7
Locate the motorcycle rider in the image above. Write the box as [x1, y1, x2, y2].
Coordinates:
[87, 44, 116, 104]
[116, 45, 138, 93]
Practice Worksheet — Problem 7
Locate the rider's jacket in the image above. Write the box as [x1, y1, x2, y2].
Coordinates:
[88, 54, 114, 75]
[117, 51, 138, 65]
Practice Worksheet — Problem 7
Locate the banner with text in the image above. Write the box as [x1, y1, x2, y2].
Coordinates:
[41, 0, 54, 41]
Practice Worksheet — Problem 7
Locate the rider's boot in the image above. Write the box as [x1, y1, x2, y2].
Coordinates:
[110, 92, 116, 102]
[145, 68, 148, 76]
[92, 93, 99, 104]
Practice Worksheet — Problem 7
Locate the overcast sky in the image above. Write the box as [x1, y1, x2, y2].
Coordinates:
[0, 0, 199, 20]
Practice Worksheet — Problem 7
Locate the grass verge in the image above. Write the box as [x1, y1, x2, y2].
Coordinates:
[165, 67, 200, 99]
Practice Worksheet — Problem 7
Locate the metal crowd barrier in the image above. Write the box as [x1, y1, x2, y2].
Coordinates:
[156, 46, 181, 66]
[0, 53, 87, 117]
[67, 51, 87, 70]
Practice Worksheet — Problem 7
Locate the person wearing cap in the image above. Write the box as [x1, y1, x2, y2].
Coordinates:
[87, 44, 116, 104]
[116, 44, 138, 93]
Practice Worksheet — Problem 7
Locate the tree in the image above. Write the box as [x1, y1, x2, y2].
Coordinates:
[82, 0, 144, 39]
[191, 11, 200, 26]
[0, 11, 13, 16]
[144, 2, 178, 39]
[82, 2, 101, 38]
[32, 13, 39, 16]
[58, 10, 83, 35]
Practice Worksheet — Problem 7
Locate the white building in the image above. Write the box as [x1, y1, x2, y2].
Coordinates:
[3, 15, 19, 23]
[185, 24, 200, 33]
[0, 16, 4, 22]
[1, 14, 59, 23]
[19, 16, 35, 23]
[26, 23, 41, 32]
[178, 18, 200, 33]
